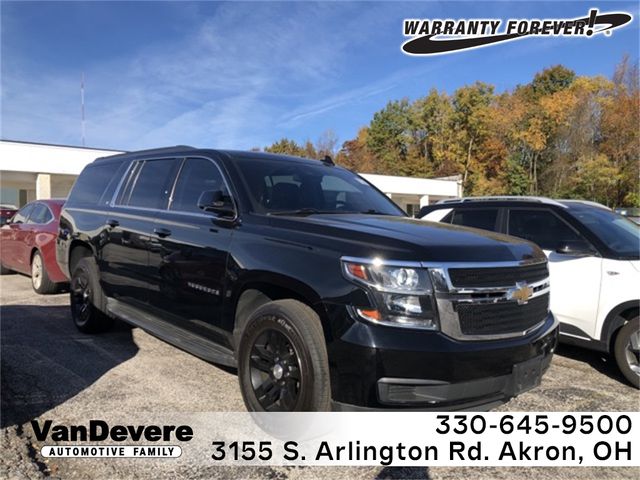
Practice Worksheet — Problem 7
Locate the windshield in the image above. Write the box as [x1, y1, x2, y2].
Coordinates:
[569, 205, 640, 259]
[233, 158, 405, 216]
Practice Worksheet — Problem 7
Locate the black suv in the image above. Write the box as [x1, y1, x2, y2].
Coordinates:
[57, 147, 558, 411]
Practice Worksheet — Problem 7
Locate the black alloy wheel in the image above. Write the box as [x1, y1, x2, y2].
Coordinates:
[237, 299, 331, 412]
[71, 268, 93, 328]
[249, 326, 303, 411]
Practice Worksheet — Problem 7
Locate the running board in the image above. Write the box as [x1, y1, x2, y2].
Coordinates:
[106, 298, 236, 367]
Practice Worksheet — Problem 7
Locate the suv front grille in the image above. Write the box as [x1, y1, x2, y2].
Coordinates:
[456, 294, 549, 336]
[430, 260, 552, 340]
[448, 263, 548, 289]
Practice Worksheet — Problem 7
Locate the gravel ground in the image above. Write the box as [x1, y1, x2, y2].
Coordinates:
[1, 274, 638, 480]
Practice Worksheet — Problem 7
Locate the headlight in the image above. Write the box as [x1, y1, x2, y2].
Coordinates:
[341, 257, 439, 330]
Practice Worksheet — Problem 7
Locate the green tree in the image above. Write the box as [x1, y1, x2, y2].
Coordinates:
[264, 138, 306, 157]
[366, 99, 413, 175]
[529, 65, 576, 98]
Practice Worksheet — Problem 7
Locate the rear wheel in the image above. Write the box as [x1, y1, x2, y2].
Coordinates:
[31, 251, 58, 294]
[614, 316, 640, 389]
[70, 257, 112, 333]
[237, 299, 331, 411]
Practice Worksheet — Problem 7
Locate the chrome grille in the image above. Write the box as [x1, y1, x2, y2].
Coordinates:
[426, 260, 551, 341]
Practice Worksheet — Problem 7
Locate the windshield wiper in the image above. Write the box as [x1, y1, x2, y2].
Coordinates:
[269, 208, 342, 216]
[360, 209, 392, 215]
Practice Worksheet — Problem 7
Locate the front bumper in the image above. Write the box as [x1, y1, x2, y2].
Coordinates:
[326, 309, 558, 410]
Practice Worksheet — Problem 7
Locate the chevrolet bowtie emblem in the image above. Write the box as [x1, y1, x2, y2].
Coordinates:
[507, 281, 533, 305]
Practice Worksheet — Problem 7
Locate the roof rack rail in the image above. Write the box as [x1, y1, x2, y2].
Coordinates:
[557, 199, 610, 210]
[95, 145, 195, 161]
[436, 196, 566, 207]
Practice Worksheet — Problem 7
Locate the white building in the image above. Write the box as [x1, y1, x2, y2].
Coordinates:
[0, 140, 462, 214]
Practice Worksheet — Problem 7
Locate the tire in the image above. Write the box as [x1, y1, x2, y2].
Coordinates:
[31, 251, 58, 294]
[70, 257, 112, 333]
[237, 299, 331, 412]
[0, 262, 12, 275]
[614, 316, 640, 389]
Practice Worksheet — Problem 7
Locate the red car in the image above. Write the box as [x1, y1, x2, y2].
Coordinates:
[0, 204, 18, 226]
[0, 199, 68, 294]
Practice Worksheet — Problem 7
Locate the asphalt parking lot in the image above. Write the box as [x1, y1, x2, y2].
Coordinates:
[1, 274, 638, 480]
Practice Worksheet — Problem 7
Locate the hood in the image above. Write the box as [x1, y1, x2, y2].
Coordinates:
[267, 214, 545, 263]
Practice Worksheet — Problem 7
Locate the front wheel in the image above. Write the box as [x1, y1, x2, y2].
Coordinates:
[31, 251, 58, 294]
[614, 316, 640, 389]
[237, 299, 331, 412]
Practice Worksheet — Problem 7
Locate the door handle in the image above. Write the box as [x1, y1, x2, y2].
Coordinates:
[106, 219, 119, 228]
[153, 227, 172, 238]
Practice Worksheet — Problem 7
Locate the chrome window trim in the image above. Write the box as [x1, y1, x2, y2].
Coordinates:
[108, 154, 239, 223]
[109, 161, 136, 206]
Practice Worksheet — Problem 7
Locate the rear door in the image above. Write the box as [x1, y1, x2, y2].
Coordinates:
[506, 207, 602, 339]
[148, 157, 235, 346]
[100, 158, 181, 305]
[2, 203, 36, 273]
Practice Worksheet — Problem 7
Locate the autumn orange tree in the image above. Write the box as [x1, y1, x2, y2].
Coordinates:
[262, 57, 639, 208]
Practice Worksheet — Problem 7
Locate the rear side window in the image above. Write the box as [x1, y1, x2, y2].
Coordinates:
[170, 158, 226, 213]
[28, 204, 53, 224]
[508, 209, 583, 250]
[450, 209, 499, 231]
[120, 159, 180, 209]
[12, 204, 34, 224]
[68, 161, 124, 207]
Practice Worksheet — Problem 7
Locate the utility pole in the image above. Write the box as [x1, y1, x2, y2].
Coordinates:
[81, 72, 86, 146]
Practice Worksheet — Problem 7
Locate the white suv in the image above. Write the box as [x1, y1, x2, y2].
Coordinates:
[419, 197, 640, 388]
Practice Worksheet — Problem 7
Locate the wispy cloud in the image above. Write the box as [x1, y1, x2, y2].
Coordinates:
[1, 2, 408, 150]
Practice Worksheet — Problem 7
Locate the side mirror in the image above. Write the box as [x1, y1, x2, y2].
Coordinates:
[197, 190, 236, 218]
[555, 240, 595, 257]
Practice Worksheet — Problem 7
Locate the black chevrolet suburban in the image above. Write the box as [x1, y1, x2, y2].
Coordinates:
[57, 147, 558, 412]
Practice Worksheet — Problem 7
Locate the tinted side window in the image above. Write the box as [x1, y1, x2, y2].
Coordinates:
[68, 161, 124, 206]
[450, 209, 498, 231]
[125, 159, 179, 209]
[28, 204, 53, 224]
[170, 158, 225, 213]
[12, 204, 34, 224]
[508, 209, 583, 250]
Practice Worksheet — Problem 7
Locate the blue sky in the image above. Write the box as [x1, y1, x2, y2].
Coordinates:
[1, 1, 638, 151]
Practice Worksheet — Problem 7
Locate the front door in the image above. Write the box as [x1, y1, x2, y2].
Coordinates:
[1, 203, 35, 273]
[507, 207, 602, 339]
[148, 157, 235, 347]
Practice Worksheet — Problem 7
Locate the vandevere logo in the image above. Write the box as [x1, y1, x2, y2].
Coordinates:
[402, 9, 633, 56]
[32, 420, 192, 459]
